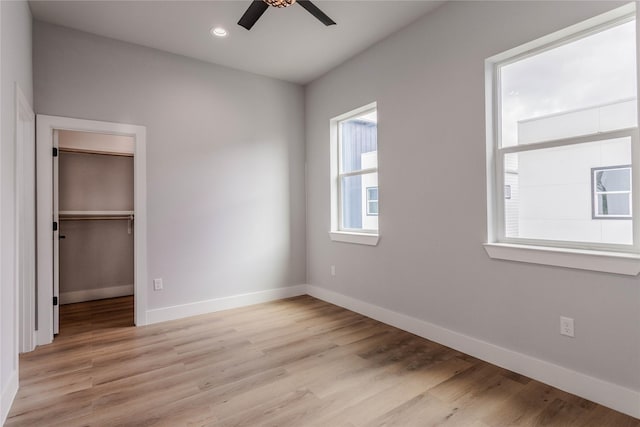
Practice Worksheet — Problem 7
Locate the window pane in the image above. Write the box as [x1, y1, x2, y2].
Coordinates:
[340, 111, 378, 173]
[597, 193, 630, 216]
[595, 168, 631, 192]
[341, 172, 378, 231]
[504, 137, 632, 245]
[500, 20, 637, 147]
[367, 187, 378, 201]
[368, 201, 379, 216]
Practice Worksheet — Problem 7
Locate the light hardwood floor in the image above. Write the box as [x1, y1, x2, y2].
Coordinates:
[6, 295, 639, 426]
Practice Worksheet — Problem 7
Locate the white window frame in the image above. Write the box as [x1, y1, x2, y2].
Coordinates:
[484, 3, 640, 275]
[592, 165, 632, 219]
[329, 102, 379, 246]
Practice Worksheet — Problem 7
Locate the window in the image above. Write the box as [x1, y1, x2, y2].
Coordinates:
[366, 187, 379, 216]
[485, 4, 640, 274]
[330, 103, 379, 245]
[592, 166, 632, 219]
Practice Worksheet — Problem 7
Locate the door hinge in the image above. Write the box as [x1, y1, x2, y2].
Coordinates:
[53, 147, 58, 157]
[53, 221, 58, 232]
[53, 296, 58, 306]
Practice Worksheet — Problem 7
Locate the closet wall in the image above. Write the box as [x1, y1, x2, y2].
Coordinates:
[58, 130, 134, 304]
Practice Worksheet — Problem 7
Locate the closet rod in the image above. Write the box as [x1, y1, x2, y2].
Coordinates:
[60, 216, 134, 221]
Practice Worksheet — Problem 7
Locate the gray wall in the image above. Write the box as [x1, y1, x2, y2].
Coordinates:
[1, 0, 32, 404]
[59, 151, 134, 211]
[305, 1, 640, 392]
[59, 220, 134, 295]
[59, 152, 134, 296]
[34, 21, 306, 310]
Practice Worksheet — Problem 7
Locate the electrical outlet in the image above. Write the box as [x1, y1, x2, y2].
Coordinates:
[560, 316, 574, 337]
[330, 265, 336, 276]
[153, 278, 163, 291]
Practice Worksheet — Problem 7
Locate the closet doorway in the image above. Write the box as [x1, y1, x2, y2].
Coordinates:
[56, 131, 135, 334]
[36, 116, 147, 346]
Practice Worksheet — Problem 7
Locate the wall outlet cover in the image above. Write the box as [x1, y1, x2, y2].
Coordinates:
[560, 316, 574, 338]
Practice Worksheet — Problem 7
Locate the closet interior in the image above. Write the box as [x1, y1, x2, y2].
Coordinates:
[57, 130, 135, 330]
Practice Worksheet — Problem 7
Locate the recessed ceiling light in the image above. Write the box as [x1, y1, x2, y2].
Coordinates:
[211, 27, 228, 38]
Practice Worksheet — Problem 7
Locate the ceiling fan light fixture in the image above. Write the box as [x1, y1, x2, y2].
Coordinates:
[263, 0, 296, 8]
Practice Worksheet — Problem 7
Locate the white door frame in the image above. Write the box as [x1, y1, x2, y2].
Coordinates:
[52, 130, 59, 334]
[36, 115, 148, 346]
[16, 84, 36, 353]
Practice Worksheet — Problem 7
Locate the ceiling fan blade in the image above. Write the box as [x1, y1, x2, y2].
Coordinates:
[238, 1, 269, 30]
[297, 1, 336, 26]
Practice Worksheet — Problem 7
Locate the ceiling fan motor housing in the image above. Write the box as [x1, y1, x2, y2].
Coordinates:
[263, 0, 296, 8]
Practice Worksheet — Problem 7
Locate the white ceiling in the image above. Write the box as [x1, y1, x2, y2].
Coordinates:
[29, 0, 443, 84]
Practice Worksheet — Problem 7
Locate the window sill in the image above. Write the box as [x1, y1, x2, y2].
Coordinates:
[329, 231, 379, 246]
[484, 243, 640, 276]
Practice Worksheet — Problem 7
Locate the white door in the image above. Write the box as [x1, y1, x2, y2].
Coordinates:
[53, 130, 60, 335]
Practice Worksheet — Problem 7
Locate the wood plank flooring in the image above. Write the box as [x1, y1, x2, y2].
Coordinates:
[7, 295, 639, 426]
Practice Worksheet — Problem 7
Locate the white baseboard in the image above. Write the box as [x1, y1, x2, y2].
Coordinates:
[60, 284, 134, 304]
[1, 369, 18, 425]
[146, 285, 307, 325]
[306, 285, 640, 419]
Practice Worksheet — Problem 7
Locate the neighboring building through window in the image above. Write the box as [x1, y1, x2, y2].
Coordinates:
[486, 6, 638, 252]
[592, 165, 632, 219]
[330, 103, 379, 244]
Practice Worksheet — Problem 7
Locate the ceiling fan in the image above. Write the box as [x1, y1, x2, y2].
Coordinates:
[238, 0, 336, 31]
